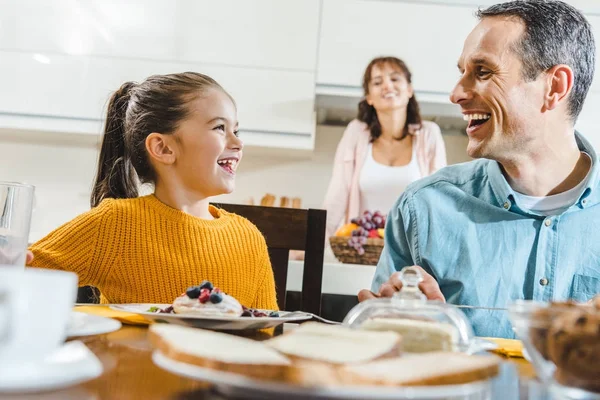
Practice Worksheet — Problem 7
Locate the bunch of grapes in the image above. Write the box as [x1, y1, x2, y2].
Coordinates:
[347, 210, 386, 255]
[347, 234, 368, 255]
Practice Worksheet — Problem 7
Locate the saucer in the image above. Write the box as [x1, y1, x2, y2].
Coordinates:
[0, 341, 103, 393]
[67, 311, 122, 338]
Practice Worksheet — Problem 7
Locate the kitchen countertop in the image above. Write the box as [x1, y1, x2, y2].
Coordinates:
[286, 259, 375, 296]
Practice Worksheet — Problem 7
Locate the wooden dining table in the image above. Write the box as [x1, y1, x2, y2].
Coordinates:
[0, 325, 552, 400]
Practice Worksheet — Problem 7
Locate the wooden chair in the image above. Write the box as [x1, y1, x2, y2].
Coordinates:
[77, 204, 327, 316]
[213, 203, 326, 316]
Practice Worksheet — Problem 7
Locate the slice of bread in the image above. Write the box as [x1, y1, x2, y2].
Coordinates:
[265, 322, 402, 365]
[340, 352, 501, 386]
[360, 318, 458, 352]
[149, 324, 291, 381]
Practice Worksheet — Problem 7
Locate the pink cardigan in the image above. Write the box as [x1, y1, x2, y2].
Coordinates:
[322, 119, 447, 238]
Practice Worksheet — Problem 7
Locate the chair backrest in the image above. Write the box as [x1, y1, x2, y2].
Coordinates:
[213, 203, 326, 316]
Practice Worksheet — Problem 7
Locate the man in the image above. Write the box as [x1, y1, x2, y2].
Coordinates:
[359, 0, 599, 338]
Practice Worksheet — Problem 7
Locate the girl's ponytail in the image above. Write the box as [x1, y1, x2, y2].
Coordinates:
[90, 82, 138, 207]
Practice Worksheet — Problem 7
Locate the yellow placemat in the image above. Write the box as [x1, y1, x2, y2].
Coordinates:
[74, 305, 151, 326]
[482, 337, 523, 358]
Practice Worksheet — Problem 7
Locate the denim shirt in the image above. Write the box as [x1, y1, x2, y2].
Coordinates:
[371, 133, 600, 338]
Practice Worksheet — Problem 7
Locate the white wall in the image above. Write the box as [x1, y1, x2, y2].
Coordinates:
[0, 126, 470, 243]
[0, 130, 100, 242]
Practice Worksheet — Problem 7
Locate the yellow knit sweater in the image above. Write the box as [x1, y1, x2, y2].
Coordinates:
[29, 195, 278, 310]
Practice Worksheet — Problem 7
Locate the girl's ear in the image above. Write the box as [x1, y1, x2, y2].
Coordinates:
[146, 133, 176, 165]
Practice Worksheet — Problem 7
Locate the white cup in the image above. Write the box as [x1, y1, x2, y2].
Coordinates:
[0, 267, 78, 369]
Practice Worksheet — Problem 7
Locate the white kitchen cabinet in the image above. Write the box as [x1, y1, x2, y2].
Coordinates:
[0, 0, 320, 71]
[0, 51, 316, 148]
[317, 0, 478, 96]
[0, 0, 319, 149]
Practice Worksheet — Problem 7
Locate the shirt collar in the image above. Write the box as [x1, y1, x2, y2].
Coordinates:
[487, 131, 600, 212]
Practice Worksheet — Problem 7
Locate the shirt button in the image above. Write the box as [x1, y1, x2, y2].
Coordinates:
[544, 218, 552, 227]
[539, 278, 549, 286]
[503, 201, 511, 210]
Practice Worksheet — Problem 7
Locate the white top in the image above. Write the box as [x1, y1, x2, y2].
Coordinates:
[512, 153, 592, 216]
[359, 142, 422, 216]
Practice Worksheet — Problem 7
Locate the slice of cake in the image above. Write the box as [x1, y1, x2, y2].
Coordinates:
[341, 352, 501, 386]
[149, 324, 291, 381]
[359, 317, 458, 352]
[265, 322, 402, 365]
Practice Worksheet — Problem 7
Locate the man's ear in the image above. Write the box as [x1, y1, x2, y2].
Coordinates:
[543, 64, 574, 112]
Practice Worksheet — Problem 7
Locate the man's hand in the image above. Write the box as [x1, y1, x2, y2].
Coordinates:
[358, 265, 445, 302]
[26, 250, 34, 265]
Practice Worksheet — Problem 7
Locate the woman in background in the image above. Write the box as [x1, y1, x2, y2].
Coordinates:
[323, 56, 447, 239]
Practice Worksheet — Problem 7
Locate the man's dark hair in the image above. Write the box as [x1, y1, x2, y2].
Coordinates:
[478, 0, 595, 121]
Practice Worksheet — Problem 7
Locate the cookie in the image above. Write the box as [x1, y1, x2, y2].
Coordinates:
[529, 301, 578, 360]
[547, 309, 600, 393]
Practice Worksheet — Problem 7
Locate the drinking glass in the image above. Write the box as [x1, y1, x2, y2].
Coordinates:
[0, 182, 35, 266]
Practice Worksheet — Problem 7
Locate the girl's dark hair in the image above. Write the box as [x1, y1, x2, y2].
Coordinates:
[91, 72, 228, 207]
[357, 56, 422, 142]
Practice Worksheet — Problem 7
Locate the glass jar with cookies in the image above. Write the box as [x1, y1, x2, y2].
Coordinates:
[509, 297, 600, 397]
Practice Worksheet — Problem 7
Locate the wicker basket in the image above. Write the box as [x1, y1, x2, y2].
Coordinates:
[329, 236, 384, 266]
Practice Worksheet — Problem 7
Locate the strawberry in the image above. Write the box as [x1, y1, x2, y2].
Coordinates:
[199, 288, 211, 303]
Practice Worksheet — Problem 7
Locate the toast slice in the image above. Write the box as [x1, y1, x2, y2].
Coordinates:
[265, 322, 402, 365]
[149, 324, 291, 381]
[340, 352, 501, 386]
[360, 318, 458, 352]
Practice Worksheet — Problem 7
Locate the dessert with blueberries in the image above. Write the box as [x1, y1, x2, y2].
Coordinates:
[242, 306, 280, 318]
[146, 280, 280, 318]
[172, 280, 244, 316]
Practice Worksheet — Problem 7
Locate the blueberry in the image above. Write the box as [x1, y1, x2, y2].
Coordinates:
[269, 311, 279, 318]
[209, 292, 223, 304]
[199, 281, 214, 291]
[186, 286, 201, 299]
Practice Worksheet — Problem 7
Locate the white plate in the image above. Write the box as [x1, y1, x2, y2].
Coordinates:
[0, 341, 103, 393]
[522, 347, 531, 362]
[67, 311, 122, 338]
[110, 304, 312, 330]
[470, 338, 499, 354]
[152, 350, 494, 400]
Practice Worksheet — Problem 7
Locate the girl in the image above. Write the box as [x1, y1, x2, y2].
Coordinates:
[29, 72, 278, 310]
